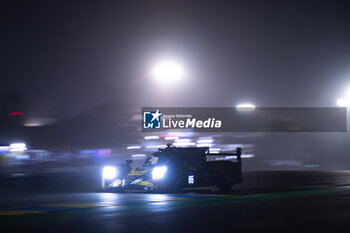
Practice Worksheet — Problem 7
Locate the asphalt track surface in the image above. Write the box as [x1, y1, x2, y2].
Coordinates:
[1, 171, 350, 233]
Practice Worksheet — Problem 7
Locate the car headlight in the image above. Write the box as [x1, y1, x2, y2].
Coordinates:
[152, 166, 167, 180]
[102, 166, 118, 179]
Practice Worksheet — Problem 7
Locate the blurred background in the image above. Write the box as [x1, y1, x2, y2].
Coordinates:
[2, 0, 350, 176]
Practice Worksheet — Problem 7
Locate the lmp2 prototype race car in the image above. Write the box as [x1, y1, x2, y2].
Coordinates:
[101, 145, 243, 193]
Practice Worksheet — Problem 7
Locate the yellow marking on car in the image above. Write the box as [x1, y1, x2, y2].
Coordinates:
[138, 181, 152, 187]
[0, 210, 45, 216]
[128, 168, 149, 176]
[105, 182, 114, 189]
[104, 179, 123, 189]
[114, 180, 122, 185]
[128, 173, 143, 176]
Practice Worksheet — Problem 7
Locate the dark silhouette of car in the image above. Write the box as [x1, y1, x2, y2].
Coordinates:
[101, 145, 242, 193]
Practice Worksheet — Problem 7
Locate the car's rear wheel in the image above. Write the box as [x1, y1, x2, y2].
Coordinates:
[217, 176, 234, 193]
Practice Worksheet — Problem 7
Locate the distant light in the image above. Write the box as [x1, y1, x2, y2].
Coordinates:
[9, 112, 23, 116]
[337, 98, 350, 107]
[127, 146, 141, 150]
[131, 154, 146, 158]
[209, 148, 220, 151]
[214, 154, 254, 160]
[242, 154, 255, 158]
[174, 138, 191, 143]
[197, 139, 213, 144]
[174, 138, 193, 147]
[236, 104, 256, 110]
[144, 135, 160, 140]
[151, 59, 184, 84]
[196, 143, 213, 147]
[209, 148, 221, 154]
[9, 143, 27, 152]
[164, 136, 179, 140]
[173, 142, 196, 147]
[24, 122, 42, 127]
[146, 144, 166, 149]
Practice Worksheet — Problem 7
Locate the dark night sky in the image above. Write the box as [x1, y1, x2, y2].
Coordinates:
[2, 0, 350, 121]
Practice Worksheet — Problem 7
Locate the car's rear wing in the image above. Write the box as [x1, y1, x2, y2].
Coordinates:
[156, 146, 242, 165]
[206, 147, 242, 173]
[206, 147, 242, 182]
[206, 147, 242, 162]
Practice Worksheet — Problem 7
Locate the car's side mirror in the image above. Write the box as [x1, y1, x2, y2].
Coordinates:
[126, 160, 133, 165]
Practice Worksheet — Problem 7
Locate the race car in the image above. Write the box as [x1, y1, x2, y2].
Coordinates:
[101, 145, 243, 192]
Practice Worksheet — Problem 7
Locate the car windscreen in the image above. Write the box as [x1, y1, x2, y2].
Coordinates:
[142, 156, 159, 167]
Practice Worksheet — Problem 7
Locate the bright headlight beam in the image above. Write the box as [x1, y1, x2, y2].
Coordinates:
[152, 166, 167, 180]
[9, 143, 27, 152]
[102, 166, 118, 179]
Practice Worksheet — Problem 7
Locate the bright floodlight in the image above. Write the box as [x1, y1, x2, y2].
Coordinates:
[236, 103, 256, 110]
[337, 98, 350, 107]
[152, 60, 184, 84]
